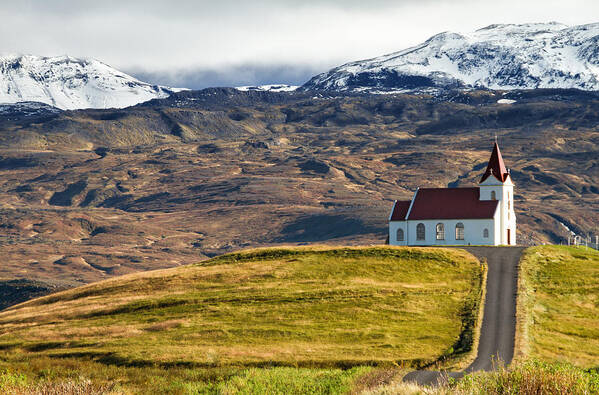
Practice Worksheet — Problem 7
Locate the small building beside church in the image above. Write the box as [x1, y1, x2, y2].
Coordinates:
[388, 142, 516, 246]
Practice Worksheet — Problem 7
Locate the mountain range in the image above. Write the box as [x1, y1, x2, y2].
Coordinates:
[303, 22, 599, 93]
[2, 23, 599, 110]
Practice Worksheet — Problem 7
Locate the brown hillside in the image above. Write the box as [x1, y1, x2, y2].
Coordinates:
[0, 88, 596, 301]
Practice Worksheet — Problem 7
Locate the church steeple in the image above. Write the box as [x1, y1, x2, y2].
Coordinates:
[480, 142, 509, 183]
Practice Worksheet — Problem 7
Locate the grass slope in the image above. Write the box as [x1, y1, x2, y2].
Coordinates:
[516, 245, 599, 368]
[0, 246, 484, 393]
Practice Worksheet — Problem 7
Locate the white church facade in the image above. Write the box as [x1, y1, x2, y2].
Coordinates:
[388, 142, 516, 246]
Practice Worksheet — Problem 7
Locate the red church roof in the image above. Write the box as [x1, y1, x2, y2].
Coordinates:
[390, 200, 411, 221]
[405, 188, 498, 220]
[480, 142, 509, 183]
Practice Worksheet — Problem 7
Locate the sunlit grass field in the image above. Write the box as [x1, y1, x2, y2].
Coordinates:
[517, 245, 599, 368]
[0, 246, 484, 393]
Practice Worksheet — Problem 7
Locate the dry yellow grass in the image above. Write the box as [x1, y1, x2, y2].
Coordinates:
[515, 246, 599, 368]
[0, 246, 485, 393]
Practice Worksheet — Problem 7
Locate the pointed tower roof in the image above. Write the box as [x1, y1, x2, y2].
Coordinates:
[480, 142, 509, 183]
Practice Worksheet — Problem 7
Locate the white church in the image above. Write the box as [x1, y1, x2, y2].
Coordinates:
[388, 142, 516, 246]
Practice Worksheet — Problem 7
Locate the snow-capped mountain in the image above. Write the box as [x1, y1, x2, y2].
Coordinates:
[0, 55, 177, 110]
[302, 22, 599, 92]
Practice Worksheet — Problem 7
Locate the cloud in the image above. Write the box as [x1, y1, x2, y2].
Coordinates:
[1, 1, 599, 88]
[129, 64, 322, 89]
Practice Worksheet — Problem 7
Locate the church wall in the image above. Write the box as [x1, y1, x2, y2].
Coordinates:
[494, 209, 502, 245]
[403, 218, 496, 246]
[388, 221, 408, 246]
[480, 175, 516, 245]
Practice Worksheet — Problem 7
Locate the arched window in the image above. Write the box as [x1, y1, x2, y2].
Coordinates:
[416, 223, 425, 240]
[397, 228, 404, 242]
[455, 223, 465, 240]
[491, 191, 496, 200]
[436, 223, 445, 240]
[483, 228, 489, 238]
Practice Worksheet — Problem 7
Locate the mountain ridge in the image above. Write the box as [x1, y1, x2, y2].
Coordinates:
[0, 54, 177, 110]
[302, 22, 599, 93]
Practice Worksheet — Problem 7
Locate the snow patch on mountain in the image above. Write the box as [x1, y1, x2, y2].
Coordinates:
[0, 55, 177, 110]
[303, 22, 599, 92]
[236, 84, 299, 92]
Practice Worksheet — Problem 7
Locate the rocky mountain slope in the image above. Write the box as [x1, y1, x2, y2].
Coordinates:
[0, 88, 596, 306]
[303, 23, 599, 92]
[0, 55, 175, 110]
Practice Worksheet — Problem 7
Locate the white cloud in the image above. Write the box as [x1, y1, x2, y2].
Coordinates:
[1, 0, 598, 87]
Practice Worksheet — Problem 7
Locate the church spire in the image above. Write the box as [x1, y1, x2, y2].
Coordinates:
[480, 141, 508, 183]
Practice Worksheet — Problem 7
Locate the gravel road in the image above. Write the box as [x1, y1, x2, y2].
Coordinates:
[403, 246, 526, 386]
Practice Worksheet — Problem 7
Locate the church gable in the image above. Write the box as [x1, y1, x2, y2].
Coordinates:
[389, 200, 411, 221]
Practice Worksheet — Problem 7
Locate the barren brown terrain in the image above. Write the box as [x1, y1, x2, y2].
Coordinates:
[0, 88, 597, 307]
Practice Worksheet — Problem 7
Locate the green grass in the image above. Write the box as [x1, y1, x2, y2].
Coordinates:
[0, 246, 484, 393]
[4, 362, 598, 395]
[451, 360, 599, 395]
[212, 366, 370, 395]
[516, 245, 599, 368]
[0, 364, 369, 395]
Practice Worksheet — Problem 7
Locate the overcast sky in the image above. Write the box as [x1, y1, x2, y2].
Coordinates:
[2, 0, 599, 88]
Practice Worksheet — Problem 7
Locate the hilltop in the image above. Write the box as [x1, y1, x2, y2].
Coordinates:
[0, 246, 484, 393]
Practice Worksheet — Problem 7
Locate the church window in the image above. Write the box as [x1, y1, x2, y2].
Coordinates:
[416, 223, 425, 240]
[455, 223, 465, 240]
[397, 228, 404, 242]
[483, 228, 489, 238]
[436, 223, 445, 240]
[491, 191, 496, 200]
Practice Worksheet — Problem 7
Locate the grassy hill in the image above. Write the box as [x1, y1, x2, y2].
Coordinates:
[516, 245, 599, 368]
[0, 246, 484, 393]
[2, 245, 599, 394]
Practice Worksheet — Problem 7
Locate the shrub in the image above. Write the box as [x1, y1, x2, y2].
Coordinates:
[0, 369, 27, 390]
[453, 360, 599, 395]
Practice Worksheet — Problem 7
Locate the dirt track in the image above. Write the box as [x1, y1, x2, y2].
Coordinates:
[403, 246, 525, 386]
